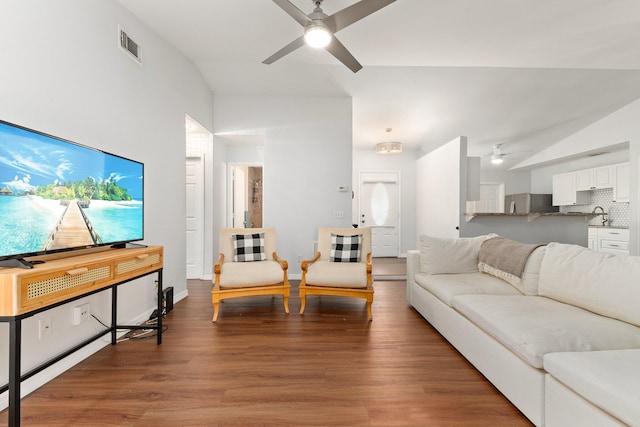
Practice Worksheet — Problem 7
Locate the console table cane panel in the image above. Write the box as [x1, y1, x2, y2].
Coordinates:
[0, 246, 164, 316]
[115, 247, 163, 281]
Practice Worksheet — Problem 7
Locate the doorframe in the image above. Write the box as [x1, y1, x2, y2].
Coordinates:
[227, 162, 263, 228]
[358, 170, 401, 257]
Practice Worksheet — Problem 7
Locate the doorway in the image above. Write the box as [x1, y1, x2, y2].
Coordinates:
[229, 164, 263, 228]
[467, 182, 505, 213]
[359, 171, 400, 257]
[185, 114, 212, 280]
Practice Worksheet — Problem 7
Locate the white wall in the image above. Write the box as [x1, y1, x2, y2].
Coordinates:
[416, 137, 467, 241]
[0, 0, 213, 407]
[480, 169, 531, 195]
[352, 149, 419, 254]
[212, 95, 353, 276]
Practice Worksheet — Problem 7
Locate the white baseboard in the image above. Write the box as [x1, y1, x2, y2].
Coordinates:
[173, 288, 188, 304]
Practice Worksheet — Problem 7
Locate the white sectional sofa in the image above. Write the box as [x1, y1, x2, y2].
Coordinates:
[406, 235, 640, 426]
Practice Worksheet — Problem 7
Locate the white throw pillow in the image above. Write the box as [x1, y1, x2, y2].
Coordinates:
[419, 234, 495, 275]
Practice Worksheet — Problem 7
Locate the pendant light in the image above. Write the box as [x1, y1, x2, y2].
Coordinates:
[376, 128, 402, 154]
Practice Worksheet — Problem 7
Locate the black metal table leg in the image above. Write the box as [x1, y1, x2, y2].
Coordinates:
[9, 318, 21, 427]
[111, 285, 117, 345]
[157, 270, 163, 345]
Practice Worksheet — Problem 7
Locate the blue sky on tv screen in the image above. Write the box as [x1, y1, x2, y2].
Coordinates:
[0, 122, 143, 200]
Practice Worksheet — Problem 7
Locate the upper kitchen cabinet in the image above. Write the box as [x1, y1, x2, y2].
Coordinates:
[553, 172, 590, 206]
[576, 166, 614, 191]
[613, 162, 630, 203]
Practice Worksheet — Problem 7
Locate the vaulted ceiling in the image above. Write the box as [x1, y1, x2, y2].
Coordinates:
[118, 0, 640, 168]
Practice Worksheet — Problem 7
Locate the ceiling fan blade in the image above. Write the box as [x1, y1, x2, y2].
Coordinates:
[324, 0, 396, 33]
[272, 0, 312, 27]
[262, 36, 306, 64]
[325, 36, 362, 73]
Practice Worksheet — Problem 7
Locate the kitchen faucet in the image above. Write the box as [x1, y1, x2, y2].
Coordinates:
[592, 206, 608, 226]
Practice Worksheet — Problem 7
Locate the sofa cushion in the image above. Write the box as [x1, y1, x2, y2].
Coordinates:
[539, 242, 640, 327]
[220, 260, 284, 288]
[306, 260, 368, 288]
[419, 234, 493, 275]
[414, 272, 521, 307]
[478, 239, 546, 296]
[451, 294, 640, 368]
[544, 350, 640, 426]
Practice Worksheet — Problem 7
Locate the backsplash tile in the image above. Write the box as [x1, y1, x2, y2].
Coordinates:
[561, 188, 630, 227]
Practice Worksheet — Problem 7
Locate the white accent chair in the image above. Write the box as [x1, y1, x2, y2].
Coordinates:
[212, 227, 290, 322]
[299, 227, 374, 320]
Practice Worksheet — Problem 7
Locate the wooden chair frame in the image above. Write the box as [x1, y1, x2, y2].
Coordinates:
[212, 229, 290, 322]
[299, 228, 374, 320]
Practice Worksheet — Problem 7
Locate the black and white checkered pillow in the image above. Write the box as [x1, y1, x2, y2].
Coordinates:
[330, 233, 362, 263]
[232, 232, 266, 262]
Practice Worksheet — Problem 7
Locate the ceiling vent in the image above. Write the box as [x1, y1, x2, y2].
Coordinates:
[119, 27, 141, 63]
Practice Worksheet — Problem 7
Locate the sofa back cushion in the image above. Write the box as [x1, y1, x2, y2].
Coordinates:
[539, 242, 640, 327]
[419, 234, 493, 274]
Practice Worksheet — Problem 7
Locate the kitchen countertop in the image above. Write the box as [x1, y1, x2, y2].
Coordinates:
[466, 212, 593, 216]
[465, 212, 597, 222]
[588, 225, 629, 230]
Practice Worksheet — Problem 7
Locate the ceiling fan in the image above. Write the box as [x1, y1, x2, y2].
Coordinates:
[263, 0, 397, 73]
[489, 144, 531, 165]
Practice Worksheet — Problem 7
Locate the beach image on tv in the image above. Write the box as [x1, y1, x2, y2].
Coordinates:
[0, 121, 143, 259]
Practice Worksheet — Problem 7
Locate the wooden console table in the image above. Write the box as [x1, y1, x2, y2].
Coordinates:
[0, 245, 164, 427]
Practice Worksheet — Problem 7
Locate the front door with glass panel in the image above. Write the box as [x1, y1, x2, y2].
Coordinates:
[359, 171, 400, 257]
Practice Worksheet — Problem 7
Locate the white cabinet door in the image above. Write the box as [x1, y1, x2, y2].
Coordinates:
[552, 172, 591, 206]
[553, 172, 577, 206]
[613, 163, 630, 203]
[593, 166, 614, 189]
[576, 166, 613, 191]
[587, 227, 597, 250]
[576, 169, 593, 191]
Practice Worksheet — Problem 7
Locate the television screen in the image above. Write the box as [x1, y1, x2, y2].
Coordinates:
[0, 119, 144, 265]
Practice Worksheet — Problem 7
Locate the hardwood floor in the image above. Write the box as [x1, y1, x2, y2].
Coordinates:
[372, 257, 406, 279]
[1, 278, 531, 426]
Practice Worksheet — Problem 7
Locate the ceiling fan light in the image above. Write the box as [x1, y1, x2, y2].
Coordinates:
[304, 23, 331, 48]
[491, 153, 504, 164]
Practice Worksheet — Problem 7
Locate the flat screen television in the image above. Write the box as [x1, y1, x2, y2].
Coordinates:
[0, 119, 144, 268]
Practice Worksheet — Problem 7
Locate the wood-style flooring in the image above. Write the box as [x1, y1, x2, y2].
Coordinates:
[1, 269, 531, 426]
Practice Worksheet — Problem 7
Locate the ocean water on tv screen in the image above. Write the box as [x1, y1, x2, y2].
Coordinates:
[0, 196, 65, 256]
[0, 197, 143, 258]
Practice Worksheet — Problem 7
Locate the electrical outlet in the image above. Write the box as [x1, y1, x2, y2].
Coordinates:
[38, 317, 52, 340]
[333, 210, 344, 218]
[73, 303, 90, 325]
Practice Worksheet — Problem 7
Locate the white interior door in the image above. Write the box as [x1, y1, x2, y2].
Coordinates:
[232, 166, 247, 228]
[472, 182, 505, 213]
[359, 171, 400, 257]
[186, 156, 204, 279]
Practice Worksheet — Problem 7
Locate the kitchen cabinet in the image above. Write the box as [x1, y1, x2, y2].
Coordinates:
[575, 166, 614, 191]
[587, 227, 596, 250]
[613, 162, 630, 203]
[589, 227, 629, 256]
[552, 172, 590, 206]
